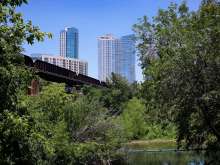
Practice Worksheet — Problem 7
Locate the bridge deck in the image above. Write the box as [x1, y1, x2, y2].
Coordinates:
[24, 55, 107, 87]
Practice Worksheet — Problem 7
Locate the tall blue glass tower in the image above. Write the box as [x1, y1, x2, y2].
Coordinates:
[60, 27, 78, 59]
[118, 34, 136, 83]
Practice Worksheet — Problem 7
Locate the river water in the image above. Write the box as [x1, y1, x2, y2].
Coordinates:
[124, 150, 205, 165]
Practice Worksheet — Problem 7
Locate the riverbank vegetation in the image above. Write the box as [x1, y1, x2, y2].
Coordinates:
[134, 0, 220, 163]
[0, 0, 219, 164]
[125, 139, 176, 150]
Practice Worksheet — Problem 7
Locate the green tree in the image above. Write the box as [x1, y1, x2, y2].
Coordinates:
[120, 98, 146, 139]
[24, 83, 125, 164]
[0, 0, 51, 164]
[101, 73, 135, 115]
[134, 0, 220, 149]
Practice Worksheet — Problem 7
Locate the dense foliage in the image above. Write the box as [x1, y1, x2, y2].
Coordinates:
[0, 1, 176, 164]
[0, 0, 52, 164]
[134, 0, 220, 153]
[20, 83, 125, 164]
[4, 0, 219, 164]
[15, 78, 173, 164]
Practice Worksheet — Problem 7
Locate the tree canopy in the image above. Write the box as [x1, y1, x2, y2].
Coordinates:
[134, 0, 220, 150]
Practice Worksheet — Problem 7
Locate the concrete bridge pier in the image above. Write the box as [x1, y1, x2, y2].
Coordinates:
[27, 79, 40, 96]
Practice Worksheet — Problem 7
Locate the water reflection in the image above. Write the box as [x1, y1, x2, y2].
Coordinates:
[125, 151, 204, 165]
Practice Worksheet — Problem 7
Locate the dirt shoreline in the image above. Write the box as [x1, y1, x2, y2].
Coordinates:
[124, 139, 177, 150]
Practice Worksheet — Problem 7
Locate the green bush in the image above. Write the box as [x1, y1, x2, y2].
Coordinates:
[120, 98, 146, 139]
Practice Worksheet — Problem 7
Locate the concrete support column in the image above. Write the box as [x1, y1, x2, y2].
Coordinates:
[27, 79, 39, 96]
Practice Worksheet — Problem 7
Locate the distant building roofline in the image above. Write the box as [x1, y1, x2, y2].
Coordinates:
[97, 34, 117, 40]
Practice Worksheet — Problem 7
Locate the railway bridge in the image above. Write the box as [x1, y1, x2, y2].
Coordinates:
[24, 55, 107, 95]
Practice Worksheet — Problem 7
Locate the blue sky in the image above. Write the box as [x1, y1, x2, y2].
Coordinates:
[19, 0, 202, 81]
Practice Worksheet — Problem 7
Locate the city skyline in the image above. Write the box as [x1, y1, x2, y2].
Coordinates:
[1, 0, 218, 163]
[31, 26, 88, 76]
[19, 0, 202, 81]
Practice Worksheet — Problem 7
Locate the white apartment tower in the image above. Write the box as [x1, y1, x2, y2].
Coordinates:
[98, 34, 120, 82]
[32, 54, 88, 75]
[98, 34, 135, 83]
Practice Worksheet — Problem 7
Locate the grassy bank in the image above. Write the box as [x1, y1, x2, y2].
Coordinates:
[124, 139, 177, 150]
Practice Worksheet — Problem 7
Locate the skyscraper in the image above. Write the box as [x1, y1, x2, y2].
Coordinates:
[98, 34, 119, 82]
[98, 34, 135, 83]
[60, 27, 79, 59]
[118, 35, 135, 83]
[30, 27, 88, 76]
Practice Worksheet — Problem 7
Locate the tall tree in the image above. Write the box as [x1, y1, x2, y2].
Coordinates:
[134, 0, 220, 149]
[101, 73, 134, 115]
[0, 0, 51, 164]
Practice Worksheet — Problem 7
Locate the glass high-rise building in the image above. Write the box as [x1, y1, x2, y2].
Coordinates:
[118, 35, 136, 83]
[98, 34, 135, 83]
[60, 27, 78, 59]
